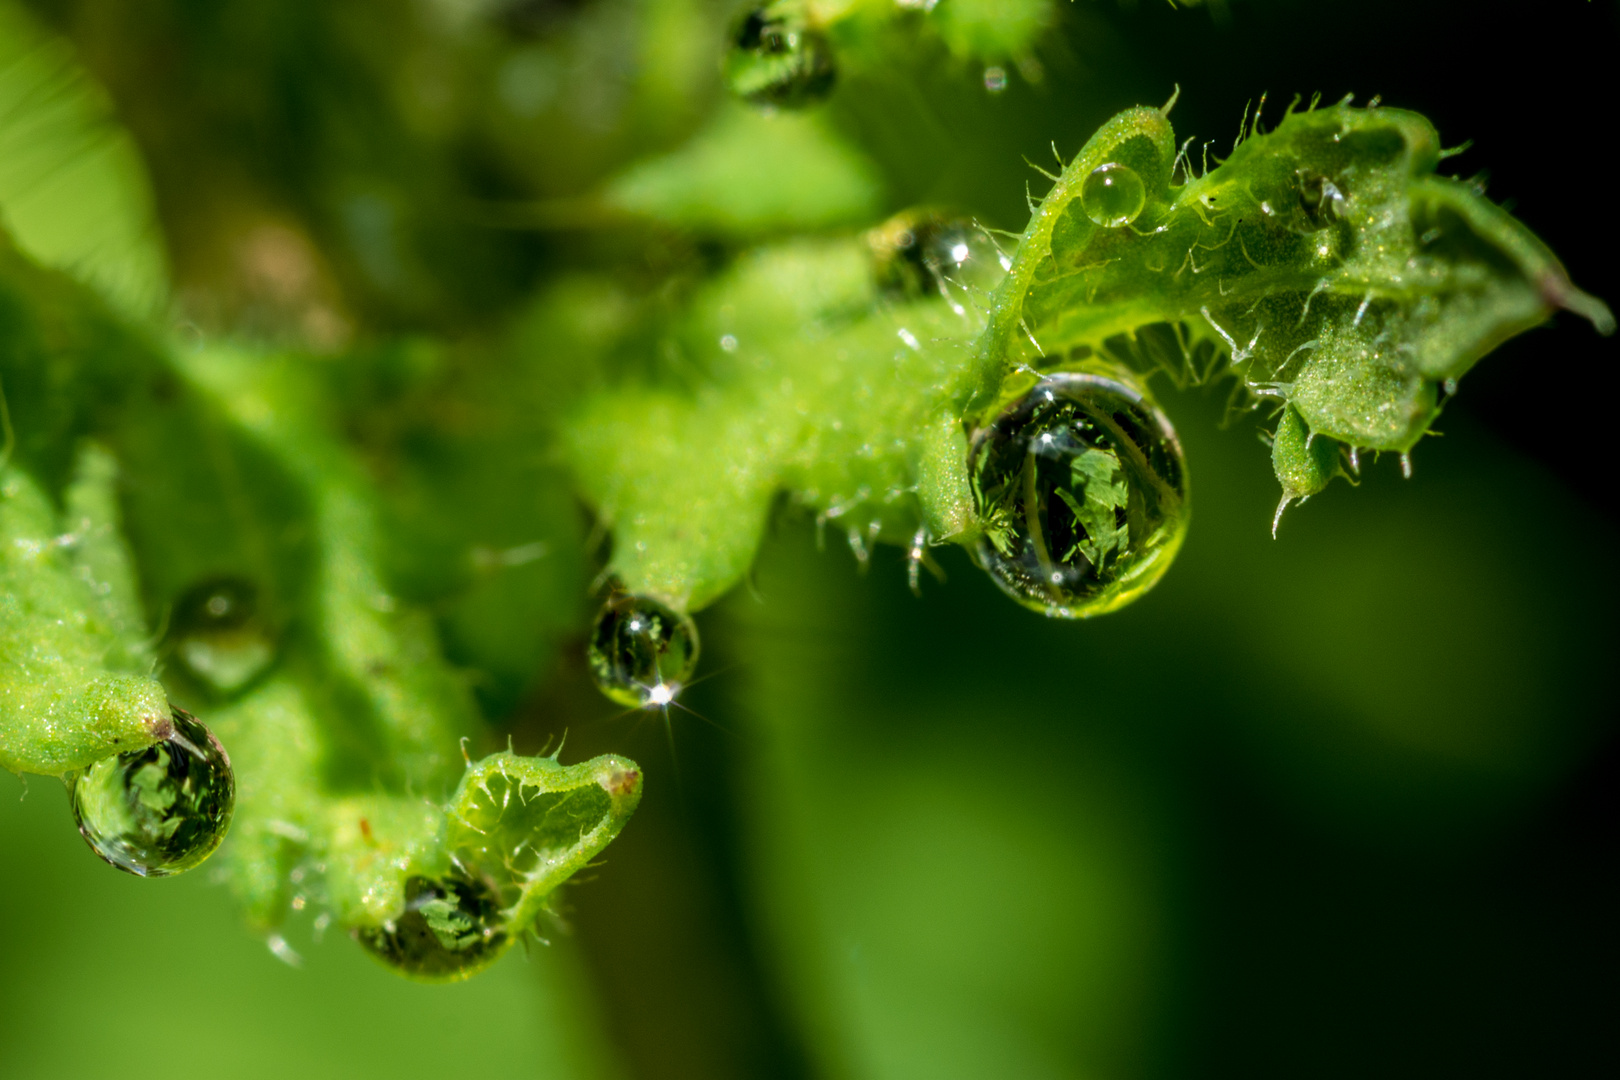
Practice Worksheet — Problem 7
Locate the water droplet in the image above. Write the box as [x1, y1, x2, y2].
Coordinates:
[969, 370, 1189, 617]
[170, 577, 276, 695]
[983, 66, 1008, 94]
[869, 210, 1007, 301]
[723, 5, 836, 108]
[587, 593, 699, 708]
[354, 870, 508, 982]
[70, 707, 235, 877]
[1079, 163, 1147, 229]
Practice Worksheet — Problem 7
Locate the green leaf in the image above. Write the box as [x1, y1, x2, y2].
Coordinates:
[929, 0, 1055, 60]
[0, 0, 168, 318]
[604, 105, 883, 235]
[1270, 401, 1344, 533]
[568, 100, 1609, 617]
[0, 237, 641, 978]
[0, 450, 168, 775]
[972, 100, 1614, 457]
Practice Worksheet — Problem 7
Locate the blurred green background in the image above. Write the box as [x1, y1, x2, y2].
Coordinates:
[2, 1, 1615, 1078]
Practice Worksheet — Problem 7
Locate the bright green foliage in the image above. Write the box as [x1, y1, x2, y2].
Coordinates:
[564, 236, 984, 608]
[0, 234, 642, 978]
[0, 0, 167, 317]
[567, 98, 1610, 615]
[0, 0, 1609, 1006]
[927, 0, 1054, 60]
[975, 98, 1614, 457]
[212, 675, 640, 975]
[605, 105, 883, 235]
[448, 751, 642, 949]
[1270, 402, 1344, 533]
[0, 451, 168, 775]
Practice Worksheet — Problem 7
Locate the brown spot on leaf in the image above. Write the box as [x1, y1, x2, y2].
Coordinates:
[600, 767, 640, 797]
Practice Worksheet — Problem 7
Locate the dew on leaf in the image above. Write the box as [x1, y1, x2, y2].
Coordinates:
[869, 210, 1008, 303]
[354, 870, 508, 982]
[70, 707, 235, 877]
[723, 4, 836, 108]
[1079, 163, 1147, 229]
[169, 576, 276, 695]
[587, 593, 699, 708]
[969, 370, 1188, 617]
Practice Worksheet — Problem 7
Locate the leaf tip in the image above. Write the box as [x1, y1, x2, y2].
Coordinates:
[1540, 272, 1616, 336]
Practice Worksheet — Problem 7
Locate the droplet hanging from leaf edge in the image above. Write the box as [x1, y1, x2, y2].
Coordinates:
[968, 369, 1189, 618]
[69, 706, 236, 877]
[587, 593, 700, 709]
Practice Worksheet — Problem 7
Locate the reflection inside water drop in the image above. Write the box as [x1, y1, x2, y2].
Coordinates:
[70, 707, 235, 877]
[170, 577, 276, 696]
[723, 4, 836, 108]
[869, 210, 1008, 305]
[354, 870, 508, 982]
[969, 370, 1188, 618]
[587, 592, 700, 709]
[1080, 162, 1147, 229]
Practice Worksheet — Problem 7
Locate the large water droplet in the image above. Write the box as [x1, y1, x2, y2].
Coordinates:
[1080, 163, 1147, 229]
[587, 593, 699, 708]
[70, 707, 235, 876]
[354, 870, 508, 982]
[170, 577, 276, 695]
[723, 4, 836, 108]
[870, 210, 1008, 302]
[969, 370, 1188, 617]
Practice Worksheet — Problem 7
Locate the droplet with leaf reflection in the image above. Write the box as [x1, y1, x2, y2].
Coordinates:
[170, 577, 276, 696]
[969, 369, 1188, 618]
[354, 870, 508, 982]
[70, 707, 235, 876]
[723, 3, 836, 108]
[587, 593, 699, 708]
[1080, 162, 1147, 228]
[870, 209, 1009, 302]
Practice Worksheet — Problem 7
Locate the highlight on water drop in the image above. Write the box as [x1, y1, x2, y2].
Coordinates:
[1079, 162, 1147, 229]
[354, 869, 508, 982]
[587, 592, 700, 709]
[69, 706, 236, 877]
[723, 2, 836, 108]
[169, 576, 277, 696]
[968, 368, 1188, 618]
[869, 209, 1009, 304]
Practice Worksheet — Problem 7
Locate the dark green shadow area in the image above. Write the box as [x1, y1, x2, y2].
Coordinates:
[701, 387, 1616, 1080]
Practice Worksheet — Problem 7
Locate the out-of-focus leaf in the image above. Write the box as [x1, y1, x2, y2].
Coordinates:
[604, 105, 883, 235]
[0, 0, 167, 318]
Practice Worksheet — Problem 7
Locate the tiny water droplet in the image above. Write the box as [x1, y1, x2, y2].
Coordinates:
[1079, 163, 1147, 229]
[869, 210, 1007, 301]
[170, 577, 276, 696]
[723, 4, 836, 108]
[70, 707, 235, 876]
[354, 870, 508, 982]
[983, 66, 1008, 94]
[969, 370, 1189, 618]
[587, 593, 699, 708]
